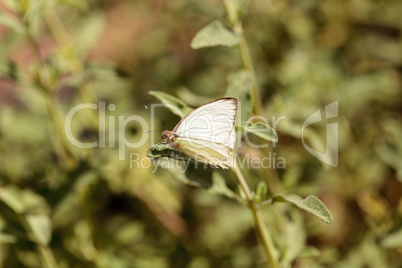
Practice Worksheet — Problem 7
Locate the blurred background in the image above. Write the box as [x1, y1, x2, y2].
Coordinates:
[0, 0, 401, 267]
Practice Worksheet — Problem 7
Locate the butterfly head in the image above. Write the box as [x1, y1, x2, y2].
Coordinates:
[161, 130, 170, 140]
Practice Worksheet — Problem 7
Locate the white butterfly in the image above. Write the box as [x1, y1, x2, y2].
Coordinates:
[161, 97, 238, 168]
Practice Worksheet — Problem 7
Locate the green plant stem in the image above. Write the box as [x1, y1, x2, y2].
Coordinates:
[44, 8, 70, 45]
[222, 2, 281, 195]
[44, 92, 77, 169]
[232, 164, 280, 268]
[45, 8, 99, 132]
[231, 163, 253, 200]
[251, 206, 280, 268]
[18, 5, 77, 169]
[236, 29, 281, 194]
[238, 35, 264, 117]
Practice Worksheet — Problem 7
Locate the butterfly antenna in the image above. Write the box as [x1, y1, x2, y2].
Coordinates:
[144, 105, 165, 133]
[144, 129, 163, 133]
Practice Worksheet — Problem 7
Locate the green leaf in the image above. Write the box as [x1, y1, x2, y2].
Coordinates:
[380, 227, 402, 249]
[2, 0, 21, 12]
[0, 186, 26, 214]
[26, 214, 51, 245]
[147, 143, 205, 185]
[280, 209, 306, 266]
[272, 194, 333, 224]
[226, 70, 253, 97]
[0, 233, 17, 244]
[298, 246, 320, 258]
[191, 20, 242, 49]
[241, 122, 278, 143]
[254, 181, 267, 203]
[0, 12, 24, 33]
[149, 91, 193, 118]
[149, 145, 241, 201]
[167, 165, 242, 202]
[147, 143, 193, 162]
[75, 12, 105, 55]
[23, 0, 49, 25]
[208, 172, 242, 202]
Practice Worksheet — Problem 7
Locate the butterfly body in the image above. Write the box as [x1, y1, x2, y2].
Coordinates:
[161, 98, 238, 169]
[162, 130, 180, 148]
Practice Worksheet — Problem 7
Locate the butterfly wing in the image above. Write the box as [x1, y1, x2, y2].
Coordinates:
[172, 137, 234, 168]
[172, 98, 238, 168]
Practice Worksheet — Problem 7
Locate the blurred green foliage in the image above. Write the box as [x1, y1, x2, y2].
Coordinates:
[0, 0, 401, 267]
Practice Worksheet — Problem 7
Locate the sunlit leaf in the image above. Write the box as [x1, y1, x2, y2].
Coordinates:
[0, 233, 17, 244]
[272, 194, 333, 224]
[191, 20, 242, 49]
[0, 186, 26, 214]
[380, 227, 402, 249]
[149, 91, 193, 118]
[26, 214, 51, 245]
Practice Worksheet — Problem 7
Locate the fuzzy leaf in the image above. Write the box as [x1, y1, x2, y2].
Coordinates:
[149, 91, 193, 118]
[147, 143, 193, 162]
[191, 20, 242, 49]
[241, 122, 278, 143]
[148, 145, 241, 202]
[272, 194, 333, 224]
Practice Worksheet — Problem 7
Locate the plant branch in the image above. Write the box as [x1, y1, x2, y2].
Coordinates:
[231, 163, 253, 201]
[250, 206, 280, 268]
[18, 5, 77, 169]
[231, 163, 280, 268]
